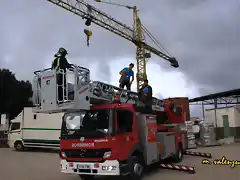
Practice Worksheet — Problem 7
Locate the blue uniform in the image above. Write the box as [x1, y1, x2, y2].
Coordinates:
[121, 67, 134, 82]
[143, 87, 148, 94]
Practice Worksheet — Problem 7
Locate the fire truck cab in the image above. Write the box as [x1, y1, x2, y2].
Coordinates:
[32, 65, 187, 180]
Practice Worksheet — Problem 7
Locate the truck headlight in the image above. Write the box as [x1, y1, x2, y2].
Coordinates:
[103, 151, 111, 158]
[60, 151, 67, 158]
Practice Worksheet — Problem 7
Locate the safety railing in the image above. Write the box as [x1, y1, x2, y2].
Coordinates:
[32, 70, 44, 107]
[89, 81, 164, 107]
[32, 65, 91, 107]
[32, 64, 163, 109]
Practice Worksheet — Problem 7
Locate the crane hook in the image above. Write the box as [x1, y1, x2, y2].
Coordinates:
[84, 29, 92, 47]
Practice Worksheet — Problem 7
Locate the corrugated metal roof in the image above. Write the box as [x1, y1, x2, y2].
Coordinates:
[189, 88, 240, 102]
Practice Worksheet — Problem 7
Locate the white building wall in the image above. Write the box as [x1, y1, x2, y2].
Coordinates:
[204, 107, 235, 127]
[234, 106, 240, 127]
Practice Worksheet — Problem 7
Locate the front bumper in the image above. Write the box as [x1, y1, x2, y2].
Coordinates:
[60, 159, 120, 176]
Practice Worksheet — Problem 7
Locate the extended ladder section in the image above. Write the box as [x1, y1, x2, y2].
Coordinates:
[32, 65, 164, 113]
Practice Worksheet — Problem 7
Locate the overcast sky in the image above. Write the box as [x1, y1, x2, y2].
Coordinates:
[1, 0, 240, 105]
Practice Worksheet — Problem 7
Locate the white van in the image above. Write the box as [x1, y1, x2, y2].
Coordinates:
[8, 107, 63, 151]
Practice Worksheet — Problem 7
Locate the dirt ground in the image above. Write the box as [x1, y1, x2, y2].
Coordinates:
[0, 143, 239, 180]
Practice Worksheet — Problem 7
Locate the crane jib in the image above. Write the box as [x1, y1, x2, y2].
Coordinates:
[46, 0, 179, 90]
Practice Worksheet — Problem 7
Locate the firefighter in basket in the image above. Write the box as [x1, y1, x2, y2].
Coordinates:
[52, 47, 73, 102]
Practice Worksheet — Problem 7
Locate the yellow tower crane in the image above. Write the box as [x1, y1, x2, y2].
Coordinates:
[46, 0, 179, 91]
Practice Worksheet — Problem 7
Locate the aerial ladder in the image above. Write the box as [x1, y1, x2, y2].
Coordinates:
[45, 0, 179, 91]
[32, 65, 164, 113]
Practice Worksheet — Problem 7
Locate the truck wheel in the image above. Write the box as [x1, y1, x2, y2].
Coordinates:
[173, 144, 183, 162]
[14, 142, 24, 151]
[128, 156, 144, 180]
[78, 175, 95, 180]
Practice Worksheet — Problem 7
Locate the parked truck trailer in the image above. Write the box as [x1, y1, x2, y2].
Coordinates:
[8, 107, 63, 151]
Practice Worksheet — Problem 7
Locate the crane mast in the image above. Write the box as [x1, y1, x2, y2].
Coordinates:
[133, 6, 148, 89]
[46, 0, 179, 90]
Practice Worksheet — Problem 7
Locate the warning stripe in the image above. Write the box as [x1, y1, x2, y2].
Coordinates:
[185, 151, 212, 158]
[160, 164, 195, 171]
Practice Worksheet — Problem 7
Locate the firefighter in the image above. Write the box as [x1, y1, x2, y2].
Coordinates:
[51, 47, 72, 102]
[139, 79, 153, 113]
[119, 63, 135, 91]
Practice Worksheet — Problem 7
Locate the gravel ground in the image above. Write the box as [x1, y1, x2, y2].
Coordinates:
[0, 143, 239, 180]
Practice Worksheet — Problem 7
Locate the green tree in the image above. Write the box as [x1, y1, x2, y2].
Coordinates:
[0, 69, 32, 121]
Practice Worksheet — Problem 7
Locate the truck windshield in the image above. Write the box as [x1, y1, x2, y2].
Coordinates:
[61, 109, 114, 138]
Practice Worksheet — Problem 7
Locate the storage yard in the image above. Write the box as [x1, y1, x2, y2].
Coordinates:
[0, 144, 239, 180]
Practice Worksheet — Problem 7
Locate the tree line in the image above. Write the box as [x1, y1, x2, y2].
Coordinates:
[0, 69, 33, 121]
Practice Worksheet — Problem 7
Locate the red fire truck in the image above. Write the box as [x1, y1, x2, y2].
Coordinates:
[32, 65, 188, 180]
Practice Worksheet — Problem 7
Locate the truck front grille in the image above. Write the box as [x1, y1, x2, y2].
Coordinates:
[64, 148, 111, 158]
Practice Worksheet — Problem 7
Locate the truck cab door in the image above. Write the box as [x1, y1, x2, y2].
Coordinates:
[8, 122, 21, 148]
[115, 109, 136, 159]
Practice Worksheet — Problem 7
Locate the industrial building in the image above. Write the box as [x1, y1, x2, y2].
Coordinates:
[190, 88, 240, 141]
[204, 106, 240, 139]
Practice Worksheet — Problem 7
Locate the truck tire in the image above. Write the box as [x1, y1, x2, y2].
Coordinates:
[14, 141, 24, 151]
[78, 175, 95, 180]
[127, 156, 144, 180]
[173, 144, 183, 162]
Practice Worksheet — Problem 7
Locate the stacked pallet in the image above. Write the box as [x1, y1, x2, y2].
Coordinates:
[199, 121, 218, 146]
[185, 121, 197, 149]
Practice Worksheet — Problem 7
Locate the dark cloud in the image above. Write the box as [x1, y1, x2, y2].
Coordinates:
[148, 0, 240, 94]
[1, 0, 240, 96]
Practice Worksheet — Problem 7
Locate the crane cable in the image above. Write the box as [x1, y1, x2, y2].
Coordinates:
[141, 23, 173, 57]
[94, 0, 132, 9]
